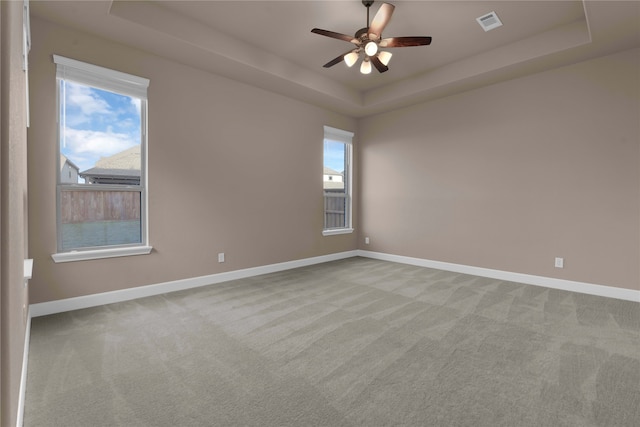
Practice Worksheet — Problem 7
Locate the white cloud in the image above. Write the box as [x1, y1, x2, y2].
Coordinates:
[63, 82, 113, 127]
[66, 82, 111, 115]
[117, 117, 136, 130]
[130, 97, 141, 111]
[62, 127, 138, 170]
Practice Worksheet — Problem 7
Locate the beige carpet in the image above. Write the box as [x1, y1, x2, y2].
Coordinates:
[25, 257, 640, 426]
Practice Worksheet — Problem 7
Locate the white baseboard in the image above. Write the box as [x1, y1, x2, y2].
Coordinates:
[29, 248, 638, 318]
[29, 250, 359, 317]
[356, 250, 640, 302]
[16, 309, 31, 427]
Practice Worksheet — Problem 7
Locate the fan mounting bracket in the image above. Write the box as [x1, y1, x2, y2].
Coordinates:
[362, 0, 374, 7]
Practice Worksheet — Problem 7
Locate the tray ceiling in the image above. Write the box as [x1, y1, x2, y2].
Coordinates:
[30, 1, 640, 117]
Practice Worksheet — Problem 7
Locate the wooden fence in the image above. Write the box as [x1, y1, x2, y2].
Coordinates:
[60, 189, 140, 223]
[62, 189, 342, 231]
[324, 192, 347, 229]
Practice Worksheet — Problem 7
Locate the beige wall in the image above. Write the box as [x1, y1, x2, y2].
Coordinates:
[25, 17, 640, 304]
[1, 1, 30, 425]
[27, 17, 357, 304]
[359, 48, 640, 291]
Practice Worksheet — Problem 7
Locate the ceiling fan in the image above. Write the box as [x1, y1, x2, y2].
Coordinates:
[311, 0, 432, 74]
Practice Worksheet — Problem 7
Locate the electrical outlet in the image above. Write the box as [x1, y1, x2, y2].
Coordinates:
[218, 253, 225, 263]
[365, 237, 370, 245]
[555, 257, 564, 268]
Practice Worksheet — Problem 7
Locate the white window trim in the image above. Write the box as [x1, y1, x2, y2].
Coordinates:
[322, 228, 354, 236]
[53, 55, 149, 99]
[23, 0, 31, 127]
[52, 246, 153, 263]
[53, 55, 152, 261]
[323, 125, 354, 235]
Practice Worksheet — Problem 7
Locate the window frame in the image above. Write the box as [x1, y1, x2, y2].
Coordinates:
[23, 0, 31, 127]
[51, 55, 152, 263]
[322, 125, 354, 236]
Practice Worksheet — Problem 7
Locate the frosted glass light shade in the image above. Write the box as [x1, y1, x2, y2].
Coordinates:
[364, 41, 378, 56]
[360, 59, 372, 74]
[344, 51, 359, 67]
[378, 51, 392, 66]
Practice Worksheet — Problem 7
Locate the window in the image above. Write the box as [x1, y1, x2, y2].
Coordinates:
[323, 126, 353, 235]
[52, 55, 151, 262]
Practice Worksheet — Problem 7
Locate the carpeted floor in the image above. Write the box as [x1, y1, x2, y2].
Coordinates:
[25, 257, 640, 426]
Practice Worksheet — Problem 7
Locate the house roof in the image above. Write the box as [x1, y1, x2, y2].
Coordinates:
[79, 168, 141, 179]
[324, 167, 342, 176]
[92, 145, 140, 171]
[79, 145, 141, 182]
[60, 154, 79, 171]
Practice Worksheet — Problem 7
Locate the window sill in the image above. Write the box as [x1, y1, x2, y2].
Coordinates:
[51, 245, 153, 263]
[322, 228, 354, 236]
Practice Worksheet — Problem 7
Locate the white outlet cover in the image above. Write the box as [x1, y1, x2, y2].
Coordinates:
[555, 257, 564, 268]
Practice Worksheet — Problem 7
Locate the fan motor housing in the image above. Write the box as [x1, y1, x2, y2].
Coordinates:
[355, 27, 369, 40]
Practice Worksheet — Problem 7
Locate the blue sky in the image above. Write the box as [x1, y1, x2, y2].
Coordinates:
[60, 81, 141, 173]
[324, 140, 345, 173]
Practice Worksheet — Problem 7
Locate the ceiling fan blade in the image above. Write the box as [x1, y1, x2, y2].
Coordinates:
[311, 28, 358, 44]
[323, 50, 354, 68]
[368, 3, 395, 41]
[379, 36, 432, 48]
[370, 55, 389, 73]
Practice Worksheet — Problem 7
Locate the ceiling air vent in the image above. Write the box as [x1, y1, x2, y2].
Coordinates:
[476, 11, 502, 32]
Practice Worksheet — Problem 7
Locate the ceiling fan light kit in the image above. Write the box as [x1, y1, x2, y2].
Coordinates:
[377, 51, 392, 66]
[365, 40, 379, 56]
[344, 51, 360, 67]
[311, 0, 432, 74]
[360, 57, 372, 74]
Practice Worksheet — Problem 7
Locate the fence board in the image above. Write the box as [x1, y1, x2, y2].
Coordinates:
[324, 192, 346, 229]
[61, 190, 140, 223]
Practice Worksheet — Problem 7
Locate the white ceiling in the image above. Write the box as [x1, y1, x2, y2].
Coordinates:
[31, 1, 640, 117]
